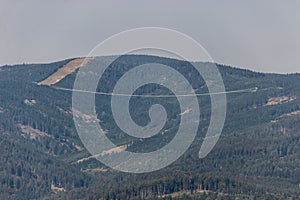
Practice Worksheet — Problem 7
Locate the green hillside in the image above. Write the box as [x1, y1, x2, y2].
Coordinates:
[1, 55, 300, 199]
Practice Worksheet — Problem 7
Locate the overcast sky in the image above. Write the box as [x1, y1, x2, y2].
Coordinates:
[0, 0, 299, 73]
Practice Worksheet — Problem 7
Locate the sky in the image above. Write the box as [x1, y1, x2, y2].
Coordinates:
[0, 0, 299, 73]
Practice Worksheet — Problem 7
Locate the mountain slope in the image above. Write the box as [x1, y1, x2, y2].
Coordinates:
[1, 55, 300, 199]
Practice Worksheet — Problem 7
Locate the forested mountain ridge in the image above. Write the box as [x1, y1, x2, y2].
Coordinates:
[1, 55, 300, 199]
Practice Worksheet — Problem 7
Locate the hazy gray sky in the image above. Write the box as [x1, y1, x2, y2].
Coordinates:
[0, 0, 299, 73]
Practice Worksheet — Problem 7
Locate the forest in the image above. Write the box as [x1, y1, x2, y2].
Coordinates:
[1, 55, 300, 199]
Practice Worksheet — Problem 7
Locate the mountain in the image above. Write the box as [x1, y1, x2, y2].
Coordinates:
[1, 55, 300, 199]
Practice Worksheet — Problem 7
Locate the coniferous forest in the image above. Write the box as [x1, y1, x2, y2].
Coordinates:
[1, 55, 300, 199]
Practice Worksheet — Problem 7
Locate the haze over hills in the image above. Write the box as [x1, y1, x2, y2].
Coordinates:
[1, 55, 300, 199]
